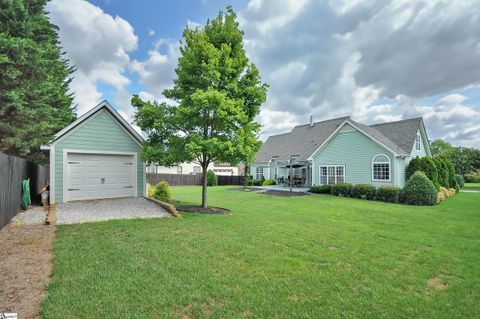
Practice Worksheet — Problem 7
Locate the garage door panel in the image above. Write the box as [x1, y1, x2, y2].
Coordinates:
[66, 152, 135, 201]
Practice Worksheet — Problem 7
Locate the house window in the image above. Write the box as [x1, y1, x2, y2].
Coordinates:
[274, 167, 279, 180]
[319, 165, 345, 185]
[193, 166, 201, 174]
[177, 166, 182, 174]
[415, 132, 421, 150]
[372, 154, 391, 181]
[255, 167, 263, 180]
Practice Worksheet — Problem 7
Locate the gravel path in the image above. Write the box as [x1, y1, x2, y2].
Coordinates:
[10, 206, 47, 225]
[56, 197, 170, 225]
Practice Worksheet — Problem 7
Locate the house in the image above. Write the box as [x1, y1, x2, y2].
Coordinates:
[146, 162, 243, 176]
[250, 116, 431, 188]
[43, 101, 145, 204]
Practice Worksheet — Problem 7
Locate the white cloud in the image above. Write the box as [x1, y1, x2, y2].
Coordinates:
[47, 0, 138, 115]
[148, 28, 155, 36]
[238, 0, 480, 146]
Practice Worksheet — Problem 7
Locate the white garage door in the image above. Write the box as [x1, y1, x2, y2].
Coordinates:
[66, 153, 136, 201]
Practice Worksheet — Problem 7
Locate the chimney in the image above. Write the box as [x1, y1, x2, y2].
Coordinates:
[309, 115, 314, 127]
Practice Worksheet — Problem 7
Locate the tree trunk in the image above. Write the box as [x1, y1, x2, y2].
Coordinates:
[201, 165, 208, 208]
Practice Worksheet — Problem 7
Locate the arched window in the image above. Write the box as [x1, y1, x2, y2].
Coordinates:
[372, 154, 391, 181]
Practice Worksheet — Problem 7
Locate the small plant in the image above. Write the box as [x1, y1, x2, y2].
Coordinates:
[331, 182, 353, 197]
[439, 187, 453, 198]
[351, 184, 376, 200]
[206, 169, 218, 186]
[309, 185, 332, 194]
[260, 175, 265, 184]
[247, 179, 262, 186]
[147, 183, 155, 198]
[437, 191, 445, 203]
[262, 179, 276, 186]
[153, 181, 173, 203]
[400, 171, 437, 205]
[376, 186, 401, 203]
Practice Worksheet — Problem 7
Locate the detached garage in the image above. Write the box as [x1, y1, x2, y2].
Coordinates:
[46, 101, 145, 204]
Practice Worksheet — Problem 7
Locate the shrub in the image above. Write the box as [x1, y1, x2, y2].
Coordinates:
[262, 179, 276, 186]
[376, 186, 401, 203]
[400, 171, 437, 205]
[351, 184, 376, 200]
[260, 175, 265, 184]
[454, 174, 465, 188]
[437, 191, 445, 204]
[433, 157, 448, 188]
[406, 156, 422, 180]
[445, 160, 457, 188]
[147, 183, 154, 198]
[440, 187, 454, 198]
[449, 187, 457, 195]
[309, 185, 332, 194]
[331, 182, 353, 197]
[153, 181, 172, 203]
[464, 174, 480, 183]
[247, 179, 262, 186]
[420, 157, 439, 190]
[206, 169, 218, 186]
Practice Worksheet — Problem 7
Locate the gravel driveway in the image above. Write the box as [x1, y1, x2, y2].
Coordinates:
[56, 197, 170, 225]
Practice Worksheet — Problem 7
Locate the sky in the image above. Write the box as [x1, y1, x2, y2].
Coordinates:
[46, 0, 480, 148]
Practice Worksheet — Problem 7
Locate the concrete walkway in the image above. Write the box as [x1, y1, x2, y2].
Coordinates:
[460, 189, 480, 193]
[254, 185, 310, 193]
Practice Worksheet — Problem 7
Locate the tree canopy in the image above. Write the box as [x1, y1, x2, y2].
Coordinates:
[430, 139, 480, 175]
[0, 0, 75, 162]
[133, 6, 268, 207]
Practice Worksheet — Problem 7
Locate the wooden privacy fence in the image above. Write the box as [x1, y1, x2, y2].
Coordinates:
[0, 153, 49, 229]
[147, 173, 245, 186]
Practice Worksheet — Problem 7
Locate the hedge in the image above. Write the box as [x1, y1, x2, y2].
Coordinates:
[351, 184, 376, 200]
[454, 174, 465, 188]
[464, 174, 480, 183]
[376, 186, 400, 203]
[262, 179, 276, 186]
[331, 182, 353, 197]
[309, 185, 332, 194]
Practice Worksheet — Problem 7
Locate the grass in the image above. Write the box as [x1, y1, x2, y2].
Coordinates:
[463, 182, 480, 190]
[41, 187, 480, 318]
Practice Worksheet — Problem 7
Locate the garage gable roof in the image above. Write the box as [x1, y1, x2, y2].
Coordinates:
[50, 100, 144, 146]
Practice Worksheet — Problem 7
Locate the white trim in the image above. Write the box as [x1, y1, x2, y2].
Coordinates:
[62, 149, 138, 203]
[371, 153, 392, 182]
[415, 131, 421, 151]
[318, 164, 346, 185]
[49, 145, 55, 204]
[51, 100, 144, 146]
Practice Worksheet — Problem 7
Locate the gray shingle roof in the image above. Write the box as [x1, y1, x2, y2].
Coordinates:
[255, 116, 424, 162]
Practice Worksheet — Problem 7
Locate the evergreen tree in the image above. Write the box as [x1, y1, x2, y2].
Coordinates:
[406, 156, 422, 180]
[433, 157, 448, 188]
[420, 157, 439, 190]
[0, 0, 75, 162]
[133, 6, 267, 208]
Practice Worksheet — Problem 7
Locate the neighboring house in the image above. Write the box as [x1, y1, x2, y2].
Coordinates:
[251, 116, 431, 188]
[43, 101, 145, 204]
[147, 162, 243, 176]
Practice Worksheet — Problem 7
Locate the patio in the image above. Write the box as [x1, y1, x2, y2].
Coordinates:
[254, 185, 310, 193]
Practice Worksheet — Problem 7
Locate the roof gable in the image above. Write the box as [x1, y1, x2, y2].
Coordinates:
[369, 117, 423, 155]
[50, 100, 144, 146]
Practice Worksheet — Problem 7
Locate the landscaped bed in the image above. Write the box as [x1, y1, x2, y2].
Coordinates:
[41, 186, 480, 318]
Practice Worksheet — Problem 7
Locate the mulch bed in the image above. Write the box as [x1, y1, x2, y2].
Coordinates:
[262, 190, 311, 197]
[0, 224, 55, 318]
[177, 205, 230, 215]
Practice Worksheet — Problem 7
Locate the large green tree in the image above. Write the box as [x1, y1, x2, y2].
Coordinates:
[0, 0, 75, 162]
[133, 6, 268, 207]
[431, 139, 480, 174]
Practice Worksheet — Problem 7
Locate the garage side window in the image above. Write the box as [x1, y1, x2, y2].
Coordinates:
[372, 154, 391, 181]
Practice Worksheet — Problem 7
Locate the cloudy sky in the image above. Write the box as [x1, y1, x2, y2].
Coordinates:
[47, 0, 480, 147]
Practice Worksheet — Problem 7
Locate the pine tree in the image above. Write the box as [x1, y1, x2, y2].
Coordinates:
[406, 156, 422, 180]
[0, 0, 75, 162]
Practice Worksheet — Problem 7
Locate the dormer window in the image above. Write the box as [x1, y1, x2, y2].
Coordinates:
[415, 132, 421, 151]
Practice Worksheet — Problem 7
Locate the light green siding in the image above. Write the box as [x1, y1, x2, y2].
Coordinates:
[312, 130, 397, 187]
[250, 164, 270, 179]
[54, 109, 144, 203]
[396, 157, 409, 187]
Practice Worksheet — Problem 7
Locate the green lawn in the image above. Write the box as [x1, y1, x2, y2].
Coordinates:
[464, 182, 480, 190]
[41, 187, 480, 318]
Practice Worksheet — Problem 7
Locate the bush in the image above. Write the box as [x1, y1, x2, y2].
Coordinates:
[437, 191, 445, 204]
[331, 182, 353, 197]
[309, 185, 332, 194]
[420, 157, 440, 190]
[376, 186, 401, 203]
[400, 171, 437, 205]
[455, 174, 465, 188]
[247, 179, 262, 186]
[449, 187, 457, 195]
[406, 156, 422, 180]
[464, 174, 480, 183]
[433, 157, 449, 188]
[147, 183, 154, 198]
[440, 187, 454, 198]
[152, 181, 172, 203]
[262, 179, 276, 186]
[206, 169, 218, 186]
[445, 160, 457, 188]
[260, 175, 265, 184]
[351, 184, 376, 200]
